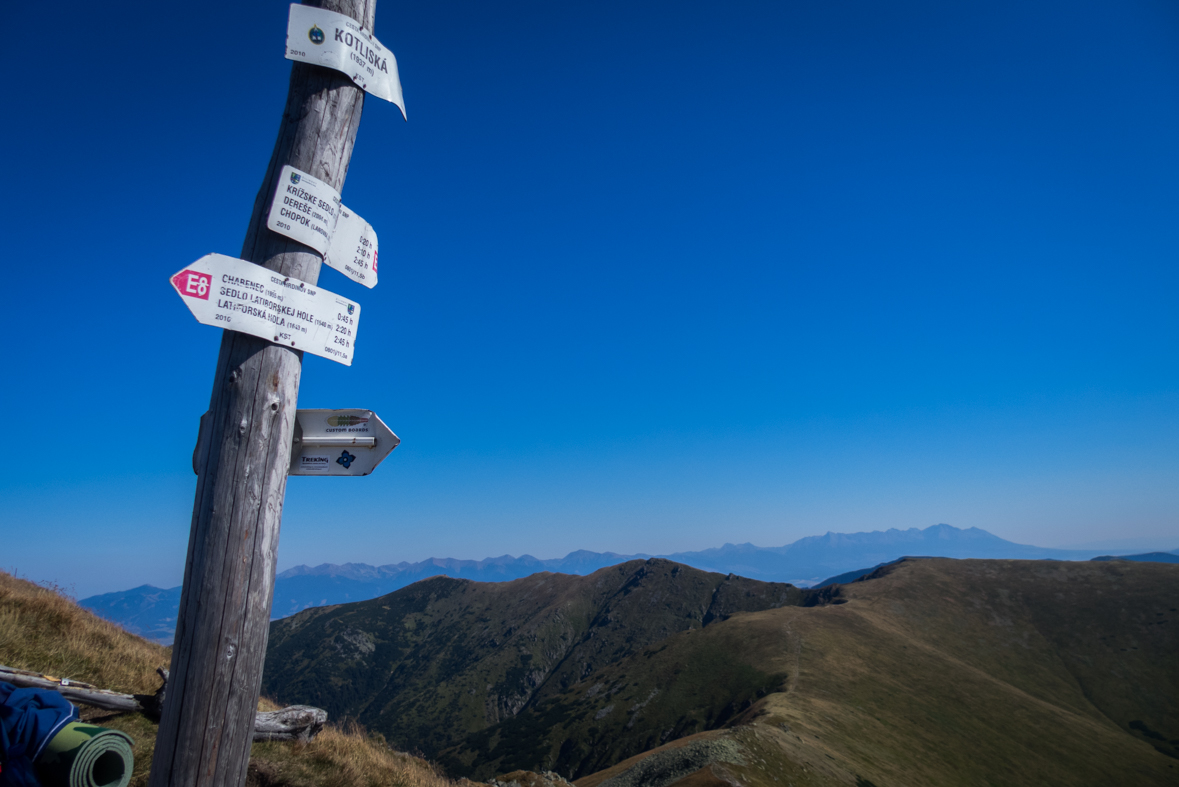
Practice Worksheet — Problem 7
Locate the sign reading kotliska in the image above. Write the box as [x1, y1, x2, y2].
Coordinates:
[170, 254, 360, 366]
[267, 166, 379, 288]
[289, 409, 400, 476]
[285, 3, 406, 119]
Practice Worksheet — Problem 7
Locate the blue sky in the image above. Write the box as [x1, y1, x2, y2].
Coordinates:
[2, 0, 1177, 598]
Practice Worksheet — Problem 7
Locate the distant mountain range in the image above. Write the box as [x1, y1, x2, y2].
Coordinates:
[78, 584, 181, 644]
[78, 524, 1178, 644]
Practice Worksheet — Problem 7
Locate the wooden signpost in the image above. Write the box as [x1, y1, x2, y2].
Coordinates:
[151, 2, 400, 786]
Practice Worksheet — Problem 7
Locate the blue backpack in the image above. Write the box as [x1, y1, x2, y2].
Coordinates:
[0, 682, 78, 787]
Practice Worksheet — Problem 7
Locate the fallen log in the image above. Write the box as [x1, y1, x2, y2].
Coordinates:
[252, 705, 328, 742]
[1, 665, 148, 714]
[0, 665, 326, 742]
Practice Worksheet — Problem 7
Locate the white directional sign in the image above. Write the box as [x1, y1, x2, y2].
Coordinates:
[285, 3, 406, 119]
[267, 166, 340, 257]
[289, 409, 400, 476]
[170, 254, 360, 366]
[267, 166, 379, 289]
[327, 205, 378, 288]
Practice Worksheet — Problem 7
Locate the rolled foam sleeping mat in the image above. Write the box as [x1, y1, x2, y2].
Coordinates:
[34, 722, 134, 787]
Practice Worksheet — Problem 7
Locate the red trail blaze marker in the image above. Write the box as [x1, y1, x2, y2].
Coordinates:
[171, 270, 211, 300]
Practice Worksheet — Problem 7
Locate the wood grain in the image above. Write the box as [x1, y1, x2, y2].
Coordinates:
[149, 2, 378, 785]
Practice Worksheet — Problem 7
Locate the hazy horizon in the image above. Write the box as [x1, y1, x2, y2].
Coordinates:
[49, 523, 1179, 599]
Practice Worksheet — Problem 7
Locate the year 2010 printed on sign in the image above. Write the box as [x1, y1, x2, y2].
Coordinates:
[171, 254, 361, 366]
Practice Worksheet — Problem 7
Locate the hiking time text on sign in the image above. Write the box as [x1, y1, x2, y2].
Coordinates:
[328, 205, 378, 288]
[285, 3, 406, 119]
[171, 254, 360, 365]
[267, 166, 379, 289]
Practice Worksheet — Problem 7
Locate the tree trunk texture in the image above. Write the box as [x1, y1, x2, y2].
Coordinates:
[149, 2, 377, 785]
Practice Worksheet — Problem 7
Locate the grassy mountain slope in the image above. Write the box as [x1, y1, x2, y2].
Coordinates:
[0, 571, 461, 787]
[262, 560, 809, 760]
[438, 608, 794, 779]
[262, 555, 1179, 784]
[556, 558, 1177, 787]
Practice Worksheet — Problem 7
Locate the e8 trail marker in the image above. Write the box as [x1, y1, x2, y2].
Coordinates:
[171, 254, 360, 365]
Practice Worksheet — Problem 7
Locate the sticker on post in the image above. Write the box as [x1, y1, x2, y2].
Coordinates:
[298, 455, 332, 473]
[267, 166, 341, 257]
[325, 205, 378, 288]
[170, 254, 361, 366]
[285, 3, 406, 119]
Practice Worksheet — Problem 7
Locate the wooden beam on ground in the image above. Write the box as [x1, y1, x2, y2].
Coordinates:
[0, 666, 327, 742]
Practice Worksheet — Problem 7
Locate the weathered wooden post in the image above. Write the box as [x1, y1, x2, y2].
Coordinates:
[150, 2, 377, 785]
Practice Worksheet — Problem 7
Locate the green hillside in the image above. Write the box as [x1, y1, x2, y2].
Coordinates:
[570, 557, 1179, 787]
[262, 561, 808, 759]
[263, 558, 1178, 786]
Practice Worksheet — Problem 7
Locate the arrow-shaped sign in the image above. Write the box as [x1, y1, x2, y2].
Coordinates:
[289, 409, 400, 476]
[170, 254, 360, 366]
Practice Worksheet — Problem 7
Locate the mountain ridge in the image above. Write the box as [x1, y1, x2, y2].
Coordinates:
[79, 524, 1179, 643]
[259, 557, 1179, 785]
[273, 524, 1108, 582]
[261, 558, 817, 771]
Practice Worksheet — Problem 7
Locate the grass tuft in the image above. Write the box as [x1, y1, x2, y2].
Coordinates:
[250, 721, 459, 787]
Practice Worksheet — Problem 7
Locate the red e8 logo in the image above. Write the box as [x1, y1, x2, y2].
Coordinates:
[172, 270, 212, 300]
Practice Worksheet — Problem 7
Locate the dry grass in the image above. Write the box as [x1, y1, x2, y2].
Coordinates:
[82, 711, 466, 787]
[0, 570, 169, 694]
[251, 723, 462, 787]
[0, 570, 468, 787]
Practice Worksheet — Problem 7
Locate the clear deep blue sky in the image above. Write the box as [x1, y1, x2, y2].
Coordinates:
[2, 0, 1176, 597]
